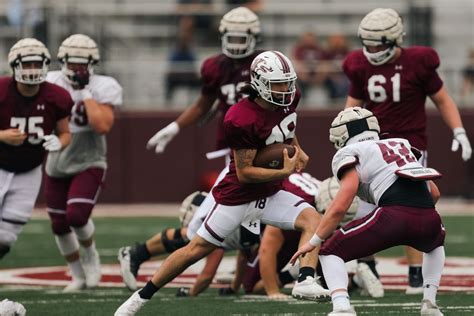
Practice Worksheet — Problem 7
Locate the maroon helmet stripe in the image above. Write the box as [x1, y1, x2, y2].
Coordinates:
[273, 51, 290, 73]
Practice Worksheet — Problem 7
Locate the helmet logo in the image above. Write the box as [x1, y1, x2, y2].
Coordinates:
[251, 58, 273, 73]
[273, 51, 291, 74]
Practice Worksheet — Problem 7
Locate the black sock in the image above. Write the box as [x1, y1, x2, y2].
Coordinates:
[358, 259, 380, 279]
[409, 266, 422, 276]
[134, 242, 151, 264]
[298, 266, 315, 283]
[139, 281, 160, 299]
[278, 271, 295, 285]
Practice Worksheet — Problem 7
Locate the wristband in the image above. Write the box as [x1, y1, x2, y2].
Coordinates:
[309, 234, 324, 247]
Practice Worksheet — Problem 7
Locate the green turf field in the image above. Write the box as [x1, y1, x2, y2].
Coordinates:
[1, 216, 473, 315]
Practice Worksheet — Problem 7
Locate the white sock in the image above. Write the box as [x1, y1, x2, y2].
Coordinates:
[422, 246, 445, 303]
[332, 292, 350, 311]
[68, 259, 85, 280]
[320, 255, 349, 292]
[83, 240, 97, 257]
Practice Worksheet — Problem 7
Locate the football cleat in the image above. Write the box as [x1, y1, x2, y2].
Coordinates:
[420, 299, 444, 316]
[118, 246, 138, 291]
[328, 306, 357, 316]
[0, 299, 26, 316]
[292, 276, 330, 302]
[356, 262, 384, 298]
[82, 247, 102, 288]
[63, 277, 87, 292]
[114, 290, 149, 316]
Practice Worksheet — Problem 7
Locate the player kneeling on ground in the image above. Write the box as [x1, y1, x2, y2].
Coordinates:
[291, 107, 445, 316]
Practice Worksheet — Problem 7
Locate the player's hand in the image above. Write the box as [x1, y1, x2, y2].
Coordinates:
[218, 287, 236, 296]
[176, 287, 190, 297]
[295, 147, 309, 172]
[72, 69, 90, 89]
[0, 128, 27, 146]
[282, 146, 300, 175]
[43, 135, 62, 151]
[451, 128, 472, 161]
[146, 122, 180, 154]
[289, 241, 316, 266]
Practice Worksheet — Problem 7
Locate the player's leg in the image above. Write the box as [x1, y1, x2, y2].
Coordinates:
[0, 166, 42, 260]
[115, 202, 245, 315]
[261, 190, 329, 301]
[66, 168, 105, 288]
[420, 246, 445, 316]
[45, 174, 86, 291]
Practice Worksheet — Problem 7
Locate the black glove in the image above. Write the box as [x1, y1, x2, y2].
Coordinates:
[218, 287, 236, 296]
[72, 69, 90, 88]
[176, 287, 190, 297]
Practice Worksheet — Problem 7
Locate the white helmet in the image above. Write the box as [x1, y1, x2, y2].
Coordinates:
[329, 107, 380, 149]
[250, 51, 297, 107]
[8, 38, 50, 85]
[178, 191, 208, 228]
[358, 8, 404, 65]
[57, 34, 100, 83]
[218, 6, 260, 59]
[316, 176, 359, 226]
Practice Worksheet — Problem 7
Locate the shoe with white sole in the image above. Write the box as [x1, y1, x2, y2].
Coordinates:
[63, 276, 86, 292]
[82, 247, 102, 288]
[356, 262, 384, 298]
[292, 276, 330, 302]
[118, 246, 138, 291]
[420, 299, 443, 316]
[115, 290, 149, 316]
[328, 306, 357, 316]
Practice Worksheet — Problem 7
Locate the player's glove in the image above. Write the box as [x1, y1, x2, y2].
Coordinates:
[72, 69, 90, 89]
[43, 135, 62, 151]
[176, 287, 190, 297]
[0, 299, 26, 316]
[146, 122, 180, 154]
[451, 127, 472, 161]
[218, 287, 236, 296]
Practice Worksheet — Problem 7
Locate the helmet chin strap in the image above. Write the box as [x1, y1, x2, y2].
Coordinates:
[363, 46, 396, 66]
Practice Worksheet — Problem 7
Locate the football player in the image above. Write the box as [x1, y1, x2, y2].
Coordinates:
[343, 8, 470, 293]
[118, 191, 260, 296]
[115, 51, 330, 316]
[44, 34, 123, 292]
[291, 107, 445, 316]
[0, 38, 72, 260]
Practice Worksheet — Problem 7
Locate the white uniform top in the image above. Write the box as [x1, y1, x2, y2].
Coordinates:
[332, 138, 423, 205]
[45, 71, 123, 177]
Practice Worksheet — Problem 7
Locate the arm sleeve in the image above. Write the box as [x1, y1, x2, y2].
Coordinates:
[96, 78, 123, 107]
[343, 55, 365, 100]
[420, 47, 444, 96]
[200, 58, 219, 96]
[56, 89, 74, 121]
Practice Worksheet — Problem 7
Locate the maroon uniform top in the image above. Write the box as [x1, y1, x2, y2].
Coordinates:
[0, 77, 73, 173]
[343, 46, 444, 150]
[200, 51, 262, 150]
[212, 92, 301, 205]
[281, 174, 316, 207]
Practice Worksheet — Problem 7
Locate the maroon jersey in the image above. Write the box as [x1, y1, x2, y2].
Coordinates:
[343, 46, 444, 150]
[0, 77, 73, 173]
[200, 51, 262, 150]
[212, 92, 301, 205]
[282, 172, 318, 207]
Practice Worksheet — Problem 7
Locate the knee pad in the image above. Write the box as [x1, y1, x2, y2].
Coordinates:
[162, 228, 189, 253]
[0, 244, 11, 259]
[66, 203, 93, 228]
[71, 219, 95, 241]
[49, 212, 71, 235]
[55, 232, 80, 256]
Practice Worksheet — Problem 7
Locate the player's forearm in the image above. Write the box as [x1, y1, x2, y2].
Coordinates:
[236, 166, 290, 183]
[58, 131, 71, 149]
[175, 95, 215, 129]
[432, 87, 464, 130]
[190, 274, 213, 296]
[83, 99, 114, 134]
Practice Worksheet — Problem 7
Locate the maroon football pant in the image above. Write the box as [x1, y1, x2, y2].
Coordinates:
[320, 205, 445, 262]
[45, 168, 105, 235]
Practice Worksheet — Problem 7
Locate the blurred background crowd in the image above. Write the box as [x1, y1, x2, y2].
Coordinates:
[0, 0, 473, 109]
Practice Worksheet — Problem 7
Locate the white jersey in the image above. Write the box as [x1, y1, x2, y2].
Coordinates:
[45, 71, 123, 177]
[332, 138, 424, 205]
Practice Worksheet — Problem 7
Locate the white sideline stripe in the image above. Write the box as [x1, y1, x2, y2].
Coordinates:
[47, 208, 66, 214]
[340, 207, 382, 235]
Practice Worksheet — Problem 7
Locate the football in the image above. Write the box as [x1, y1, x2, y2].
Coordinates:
[253, 143, 296, 169]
